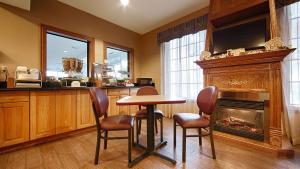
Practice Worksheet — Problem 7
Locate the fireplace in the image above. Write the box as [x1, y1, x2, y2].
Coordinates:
[214, 91, 269, 141]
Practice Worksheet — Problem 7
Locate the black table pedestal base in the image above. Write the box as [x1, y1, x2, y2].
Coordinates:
[128, 105, 176, 168]
[128, 150, 176, 168]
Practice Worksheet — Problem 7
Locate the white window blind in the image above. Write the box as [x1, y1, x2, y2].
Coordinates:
[162, 30, 206, 100]
[287, 1, 300, 105]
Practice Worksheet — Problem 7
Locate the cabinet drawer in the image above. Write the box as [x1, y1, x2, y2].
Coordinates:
[0, 91, 29, 103]
[107, 89, 129, 96]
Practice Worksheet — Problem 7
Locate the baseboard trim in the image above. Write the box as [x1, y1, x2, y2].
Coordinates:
[0, 126, 96, 154]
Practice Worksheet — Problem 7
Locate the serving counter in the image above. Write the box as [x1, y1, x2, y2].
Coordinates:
[0, 86, 139, 151]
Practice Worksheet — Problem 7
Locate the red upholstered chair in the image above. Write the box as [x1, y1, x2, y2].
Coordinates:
[89, 88, 134, 165]
[173, 86, 218, 162]
[135, 86, 164, 144]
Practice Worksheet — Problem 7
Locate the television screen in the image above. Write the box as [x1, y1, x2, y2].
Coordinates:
[213, 19, 267, 54]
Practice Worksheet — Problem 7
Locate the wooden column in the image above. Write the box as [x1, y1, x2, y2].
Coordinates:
[269, 0, 281, 38]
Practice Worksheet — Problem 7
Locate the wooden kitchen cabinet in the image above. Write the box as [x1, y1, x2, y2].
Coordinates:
[30, 91, 56, 140]
[76, 90, 95, 129]
[0, 87, 140, 149]
[108, 95, 120, 116]
[55, 90, 77, 134]
[0, 102, 29, 148]
[119, 95, 130, 115]
[107, 88, 132, 116]
[129, 88, 139, 115]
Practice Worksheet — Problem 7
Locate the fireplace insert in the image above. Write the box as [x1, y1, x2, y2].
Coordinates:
[214, 91, 269, 141]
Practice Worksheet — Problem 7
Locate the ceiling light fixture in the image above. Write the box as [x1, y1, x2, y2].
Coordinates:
[120, 0, 129, 7]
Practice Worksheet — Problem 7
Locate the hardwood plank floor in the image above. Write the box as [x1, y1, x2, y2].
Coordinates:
[0, 118, 299, 169]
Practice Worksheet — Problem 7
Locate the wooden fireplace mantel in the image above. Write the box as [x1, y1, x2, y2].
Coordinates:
[196, 49, 295, 157]
[195, 49, 295, 69]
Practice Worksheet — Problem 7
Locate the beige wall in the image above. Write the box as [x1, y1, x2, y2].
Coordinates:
[0, 7, 40, 76]
[139, 7, 209, 92]
[0, 0, 208, 86]
[0, 0, 141, 79]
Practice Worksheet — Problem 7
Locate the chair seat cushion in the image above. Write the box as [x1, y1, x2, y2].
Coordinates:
[173, 113, 209, 128]
[101, 115, 134, 130]
[135, 109, 164, 118]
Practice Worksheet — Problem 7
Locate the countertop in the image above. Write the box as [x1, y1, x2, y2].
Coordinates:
[0, 86, 139, 91]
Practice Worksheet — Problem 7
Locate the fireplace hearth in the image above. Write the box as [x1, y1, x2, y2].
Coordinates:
[214, 91, 269, 141]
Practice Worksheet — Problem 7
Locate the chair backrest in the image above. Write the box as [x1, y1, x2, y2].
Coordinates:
[136, 86, 159, 96]
[197, 86, 218, 115]
[136, 86, 158, 109]
[89, 88, 109, 118]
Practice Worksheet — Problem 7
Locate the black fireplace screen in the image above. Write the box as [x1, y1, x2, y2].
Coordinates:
[214, 99, 265, 141]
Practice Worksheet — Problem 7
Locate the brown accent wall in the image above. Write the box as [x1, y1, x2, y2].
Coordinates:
[0, 0, 141, 79]
[139, 7, 209, 92]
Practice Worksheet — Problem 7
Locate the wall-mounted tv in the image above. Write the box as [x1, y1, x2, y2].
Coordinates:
[212, 18, 268, 54]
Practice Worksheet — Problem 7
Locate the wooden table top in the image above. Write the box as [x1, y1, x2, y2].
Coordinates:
[116, 95, 186, 106]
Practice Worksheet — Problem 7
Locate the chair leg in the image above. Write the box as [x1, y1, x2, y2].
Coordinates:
[198, 128, 202, 146]
[155, 118, 158, 134]
[210, 130, 216, 159]
[104, 131, 108, 149]
[160, 117, 163, 143]
[173, 119, 176, 148]
[136, 118, 139, 144]
[128, 129, 132, 163]
[138, 119, 142, 135]
[182, 128, 186, 163]
[131, 127, 134, 146]
[94, 131, 101, 164]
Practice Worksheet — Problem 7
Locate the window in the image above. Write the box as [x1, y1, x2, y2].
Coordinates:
[104, 42, 133, 80]
[287, 2, 300, 105]
[41, 25, 94, 79]
[162, 30, 206, 100]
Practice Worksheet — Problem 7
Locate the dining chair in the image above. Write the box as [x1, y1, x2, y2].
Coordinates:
[173, 86, 218, 162]
[89, 88, 134, 165]
[135, 86, 164, 144]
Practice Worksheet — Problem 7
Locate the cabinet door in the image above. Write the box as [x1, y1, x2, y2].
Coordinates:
[76, 90, 95, 129]
[30, 91, 56, 140]
[56, 90, 77, 134]
[119, 95, 129, 115]
[0, 102, 29, 147]
[129, 88, 139, 116]
[108, 95, 119, 116]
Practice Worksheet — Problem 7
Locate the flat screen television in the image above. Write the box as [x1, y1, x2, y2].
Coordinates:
[212, 18, 268, 54]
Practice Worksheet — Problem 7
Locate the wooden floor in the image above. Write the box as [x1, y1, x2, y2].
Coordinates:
[0, 118, 300, 169]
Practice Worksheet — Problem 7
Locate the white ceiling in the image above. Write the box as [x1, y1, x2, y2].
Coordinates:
[0, 0, 30, 10]
[58, 0, 209, 34]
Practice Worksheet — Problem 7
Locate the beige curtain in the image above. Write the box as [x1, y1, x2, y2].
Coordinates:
[278, 3, 300, 145]
[160, 31, 206, 118]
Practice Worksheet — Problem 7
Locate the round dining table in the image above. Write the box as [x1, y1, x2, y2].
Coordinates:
[116, 95, 186, 168]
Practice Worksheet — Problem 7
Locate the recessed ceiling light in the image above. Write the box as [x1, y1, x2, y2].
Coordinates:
[63, 50, 68, 53]
[120, 0, 129, 6]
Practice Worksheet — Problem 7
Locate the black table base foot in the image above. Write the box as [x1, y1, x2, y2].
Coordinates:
[128, 152, 151, 168]
[128, 151, 176, 168]
[153, 152, 176, 164]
